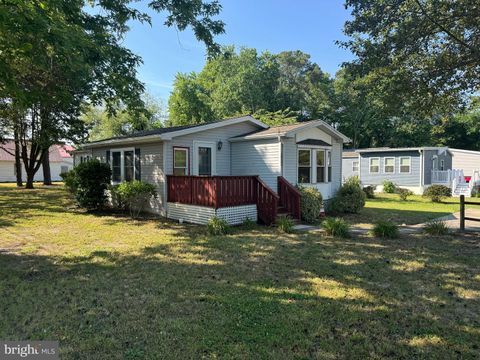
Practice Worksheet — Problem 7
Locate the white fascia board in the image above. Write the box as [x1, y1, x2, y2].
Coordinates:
[160, 116, 268, 140]
[79, 135, 163, 148]
[229, 133, 285, 142]
[284, 120, 351, 143]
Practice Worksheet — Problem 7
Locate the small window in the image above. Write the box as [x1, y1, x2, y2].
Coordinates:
[173, 148, 188, 176]
[298, 149, 311, 183]
[112, 151, 122, 182]
[352, 161, 359, 172]
[327, 150, 332, 182]
[384, 157, 395, 173]
[369, 158, 380, 173]
[399, 157, 411, 173]
[316, 149, 325, 183]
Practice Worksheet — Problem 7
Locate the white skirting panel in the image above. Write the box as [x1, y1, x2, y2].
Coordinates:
[167, 203, 257, 225]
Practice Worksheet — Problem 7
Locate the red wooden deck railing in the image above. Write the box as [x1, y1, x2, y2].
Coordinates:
[277, 176, 301, 220]
[167, 175, 278, 225]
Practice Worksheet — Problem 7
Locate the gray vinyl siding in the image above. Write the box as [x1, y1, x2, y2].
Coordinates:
[231, 138, 281, 191]
[281, 136, 343, 200]
[342, 157, 359, 182]
[423, 150, 452, 185]
[450, 150, 480, 177]
[164, 122, 260, 176]
[90, 142, 166, 214]
[360, 151, 421, 186]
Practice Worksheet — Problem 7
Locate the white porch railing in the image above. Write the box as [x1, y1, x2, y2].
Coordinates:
[468, 170, 480, 195]
[431, 169, 464, 185]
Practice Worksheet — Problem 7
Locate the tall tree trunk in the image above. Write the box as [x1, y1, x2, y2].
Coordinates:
[25, 170, 35, 189]
[13, 127, 23, 187]
[42, 149, 52, 185]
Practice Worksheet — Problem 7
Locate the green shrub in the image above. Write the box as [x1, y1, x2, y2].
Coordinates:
[207, 216, 230, 236]
[330, 181, 366, 214]
[72, 160, 111, 210]
[423, 184, 452, 202]
[276, 215, 295, 233]
[297, 185, 323, 223]
[363, 185, 375, 199]
[60, 169, 78, 194]
[241, 217, 257, 230]
[345, 175, 361, 187]
[423, 219, 450, 236]
[396, 187, 413, 201]
[370, 220, 399, 238]
[115, 180, 157, 218]
[382, 180, 396, 193]
[322, 217, 350, 238]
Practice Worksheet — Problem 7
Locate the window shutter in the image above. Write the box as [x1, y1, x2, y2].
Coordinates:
[106, 150, 110, 164]
[135, 148, 141, 180]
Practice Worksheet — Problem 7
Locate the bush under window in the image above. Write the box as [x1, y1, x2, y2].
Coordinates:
[297, 185, 323, 224]
[115, 180, 157, 218]
[382, 180, 396, 194]
[70, 160, 112, 210]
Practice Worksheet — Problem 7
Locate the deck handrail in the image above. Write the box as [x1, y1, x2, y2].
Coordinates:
[167, 175, 279, 225]
[277, 176, 301, 220]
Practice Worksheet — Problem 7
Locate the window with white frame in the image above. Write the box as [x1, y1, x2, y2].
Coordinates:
[173, 148, 188, 175]
[316, 149, 325, 183]
[111, 149, 135, 183]
[298, 149, 311, 183]
[384, 157, 395, 173]
[399, 157, 411, 173]
[352, 160, 359, 172]
[369, 158, 380, 173]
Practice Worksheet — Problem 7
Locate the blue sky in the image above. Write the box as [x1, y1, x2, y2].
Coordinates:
[124, 0, 353, 104]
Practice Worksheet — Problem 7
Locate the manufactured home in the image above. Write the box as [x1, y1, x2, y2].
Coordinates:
[342, 147, 480, 197]
[75, 116, 350, 225]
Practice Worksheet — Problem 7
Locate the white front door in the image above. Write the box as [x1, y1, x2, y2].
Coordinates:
[193, 141, 216, 176]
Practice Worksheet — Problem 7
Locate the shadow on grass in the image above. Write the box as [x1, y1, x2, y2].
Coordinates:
[1, 228, 479, 359]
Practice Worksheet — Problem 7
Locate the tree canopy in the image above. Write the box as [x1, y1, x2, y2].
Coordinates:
[0, 0, 224, 187]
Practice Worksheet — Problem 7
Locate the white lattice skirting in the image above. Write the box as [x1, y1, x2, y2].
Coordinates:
[167, 203, 257, 225]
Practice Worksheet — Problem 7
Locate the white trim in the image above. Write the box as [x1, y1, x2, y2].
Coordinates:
[399, 156, 412, 174]
[230, 119, 351, 143]
[315, 148, 326, 183]
[369, 157, 380, 174]
[352, 160, 359, 172]
[297, 144, 332, 149]
[450, 148, 480, 155]
[193, 141, 216, 176]
[173, 147, 189, 175]
[383, 157, 395, 174]
[160, 116, 268, 140]
[420, 149, 424, 186]
[110, 147, 135, 184]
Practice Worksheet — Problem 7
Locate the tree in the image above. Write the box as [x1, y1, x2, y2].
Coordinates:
[0, 0, 224, 188]
[341, 0, 480, 116]
[82, 94, 166, 141]
[167, 47, 335, 126]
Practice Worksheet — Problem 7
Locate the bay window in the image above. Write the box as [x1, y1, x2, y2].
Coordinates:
[173, 148, 189, 175]
[298, 149, 311, 183]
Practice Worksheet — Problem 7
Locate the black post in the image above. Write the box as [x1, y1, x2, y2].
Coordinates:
[460, 195, 465, 231]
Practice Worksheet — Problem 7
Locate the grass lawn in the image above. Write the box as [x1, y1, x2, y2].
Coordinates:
[0, 184, 479, 359]
[342, 193, 480, 228]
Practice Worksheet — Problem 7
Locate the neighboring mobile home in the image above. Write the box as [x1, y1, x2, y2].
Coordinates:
[75, 116, 350, 225]
[341, 150, 359, 182]
[0, 141, 74, 182]
[450, 148, 480, 178]
[342, 147, 480, 197]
